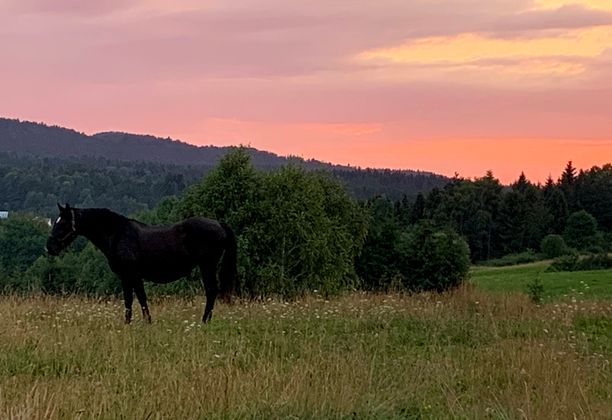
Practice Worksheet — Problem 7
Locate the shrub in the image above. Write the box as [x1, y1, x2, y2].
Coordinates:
[604, 232, 612, 252]
[0, 214, 49, 275]
[548, 252, 612, 272]
[395, 222, 470, 292]
[180, 148, 368, 298]
[564, 210, 598, 250]
[478, 250, 541, 267]
[527, 276, 545, 304]
[540, 234, 568, 259]
[355, 196, 402, 291]
[582, 253, 612, 270]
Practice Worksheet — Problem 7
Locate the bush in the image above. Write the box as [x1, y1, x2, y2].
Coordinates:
[395, 222, 470, 292]
[478, 250, 541, 267]
[355, 196, 402, 291]
[0, 214, 49, 276]
[548, 252, 612, 272]
[604, 232, 612, 252]
[180, 148, 368, 298]
[564, 210, 598, 250]
[547, 253, 580, 272]
[579, 253, 612, 270]
[526, 276, 545, 304]
[540, 234, 568, 259]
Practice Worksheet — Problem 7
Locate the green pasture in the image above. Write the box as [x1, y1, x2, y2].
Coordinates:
[471, 261, 612, 300]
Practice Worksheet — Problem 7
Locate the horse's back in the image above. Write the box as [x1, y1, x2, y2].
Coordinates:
[136, 217, 225, 259]
[179, 217, 225, 236]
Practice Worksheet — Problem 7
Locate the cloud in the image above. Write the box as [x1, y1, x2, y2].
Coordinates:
[492, 5, 612, 32]
[532, 0, 612, 11]
[2, 0, 610, 87]
[5, 0, 139, 16]
[0, 0, 549, 83]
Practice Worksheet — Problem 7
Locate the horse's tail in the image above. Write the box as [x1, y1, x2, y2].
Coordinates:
[219, 222, 238, 302]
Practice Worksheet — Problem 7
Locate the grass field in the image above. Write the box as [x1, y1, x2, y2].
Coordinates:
[472, 261, 612, 300]
[0, 265, 610, 419]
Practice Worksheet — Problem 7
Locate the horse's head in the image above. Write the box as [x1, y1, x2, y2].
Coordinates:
[46, 203, 78, 256]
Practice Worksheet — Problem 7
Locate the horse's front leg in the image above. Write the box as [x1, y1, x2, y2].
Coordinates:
[134, 279, 152, 323]
[121, 278, 134, 324]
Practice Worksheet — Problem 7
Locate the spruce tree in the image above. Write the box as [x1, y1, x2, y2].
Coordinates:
[559, 161, 578, 211]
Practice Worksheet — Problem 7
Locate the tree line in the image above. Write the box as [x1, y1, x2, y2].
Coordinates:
[0, 153, 609, 298]
[0, 149, 465, 297]
[0, 153, 203, 216]
[363, 161, 611, 263]
[0, 152, 446, 219]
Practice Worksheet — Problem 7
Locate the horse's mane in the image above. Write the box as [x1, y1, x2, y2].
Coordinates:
[79, 208, 142, 228]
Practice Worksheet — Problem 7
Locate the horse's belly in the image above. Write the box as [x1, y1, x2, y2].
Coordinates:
[141, 257, 195, 283]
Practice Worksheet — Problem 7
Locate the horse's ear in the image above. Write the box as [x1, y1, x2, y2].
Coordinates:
[57, 202, 65, 212]
[65, 203, 71, 210]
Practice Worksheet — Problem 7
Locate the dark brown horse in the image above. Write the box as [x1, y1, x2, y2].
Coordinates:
[46, 204, 236, 324]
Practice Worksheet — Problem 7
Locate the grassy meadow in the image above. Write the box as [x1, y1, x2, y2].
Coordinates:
[0, 264, 610, 419]
[472, 262, 612, 300]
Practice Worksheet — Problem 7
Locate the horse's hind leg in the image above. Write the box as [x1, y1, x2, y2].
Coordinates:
[121, 278, 134, 324]
[200, 264, 218, 323]
[134, 279, 152, 323]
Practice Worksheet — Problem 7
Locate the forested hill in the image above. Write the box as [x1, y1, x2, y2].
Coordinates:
[0, 118, 448, 214]
[0, 117, 298, 168]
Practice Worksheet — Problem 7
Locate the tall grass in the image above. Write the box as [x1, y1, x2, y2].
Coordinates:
[0, 287, 610, 419]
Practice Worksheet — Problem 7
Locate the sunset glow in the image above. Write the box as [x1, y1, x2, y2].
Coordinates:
[534, 0, 612, 10]
[358, 27, 612, 78]
[1, 0, 611, 183]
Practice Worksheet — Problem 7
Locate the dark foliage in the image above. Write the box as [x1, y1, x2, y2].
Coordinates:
[422, 164, 611, 262]
[0, 153, 201, 216]
[477, 250, 542, 267]
[331, 168, 448, 201]
[356, 200, 470, 292]
[548, 253, 612, 272]
[395, 222, 470, 292]
[0, 214, 49, 275]
[540, 234, 568, 259]
[564, 210, 598, 251]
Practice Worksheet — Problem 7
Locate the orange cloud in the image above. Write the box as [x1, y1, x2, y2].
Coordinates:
[357, 26, 612, 80]
[533, 0, 612, 11]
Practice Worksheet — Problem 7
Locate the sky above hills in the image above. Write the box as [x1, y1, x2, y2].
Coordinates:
[1, 0, 611, 183]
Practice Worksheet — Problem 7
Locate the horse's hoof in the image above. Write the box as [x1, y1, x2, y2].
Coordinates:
[142, 308, 152, 323]
[125, 309, 132, 324]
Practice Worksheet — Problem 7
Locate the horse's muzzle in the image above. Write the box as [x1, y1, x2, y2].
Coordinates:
[45, 241, 60, 256]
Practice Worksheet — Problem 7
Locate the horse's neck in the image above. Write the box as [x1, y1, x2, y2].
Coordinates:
[78, 209, 130, 255]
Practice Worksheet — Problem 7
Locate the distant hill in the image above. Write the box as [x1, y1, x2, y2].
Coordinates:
[0, 117, 448, 201]
[0, 118, 299, 168]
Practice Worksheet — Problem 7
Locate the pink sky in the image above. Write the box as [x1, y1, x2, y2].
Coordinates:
[1, 0, 611, 183]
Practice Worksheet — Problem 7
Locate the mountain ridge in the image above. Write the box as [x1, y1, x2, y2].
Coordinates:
[0, 117, 448, 201]
[0, 117, 440, 175]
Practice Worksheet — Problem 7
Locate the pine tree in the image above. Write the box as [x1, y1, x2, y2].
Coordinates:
[498, 173, 551, 254]
[559, 161, 578, 211]
[409, 193, 425, 224]
[560, 161, 576, 186]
